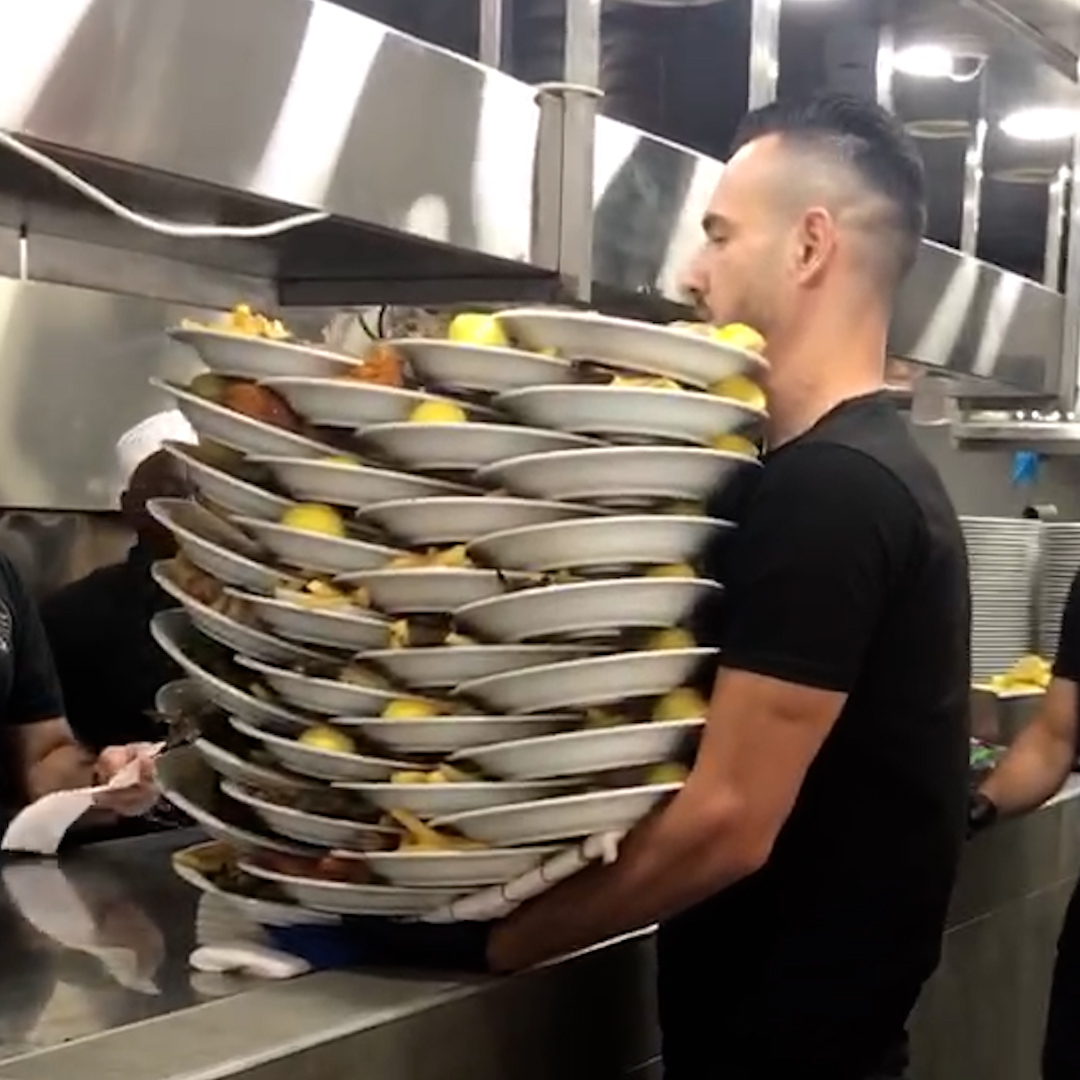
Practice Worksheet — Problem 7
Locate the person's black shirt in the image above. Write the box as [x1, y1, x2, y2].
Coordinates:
[1053, 575, 1080, 682]
[660, 392, 971, 1079]
[39, 540, 176, 752]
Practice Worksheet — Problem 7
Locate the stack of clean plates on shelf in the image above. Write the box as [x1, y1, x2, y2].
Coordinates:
[1037, 523, 1080, 658]
[150, 306, 765, 922]
[960, 516, 1040, 681]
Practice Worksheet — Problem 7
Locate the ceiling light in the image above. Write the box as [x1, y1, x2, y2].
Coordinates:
[1000, 106, 1080, 142]
[893, 44, 955, 79]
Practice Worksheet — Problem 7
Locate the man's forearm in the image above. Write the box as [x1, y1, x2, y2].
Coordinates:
[981, 723, 1075, 816]
[25, 740, 96, 801]
[489, 786, 762, 972]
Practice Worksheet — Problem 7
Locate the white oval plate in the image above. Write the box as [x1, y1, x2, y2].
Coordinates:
[194, 735, 313, 793]
[495, 308, 767, 390]
[155, 745, 314, 856]
[173, 841, 341, 927]
[468, 515, 731, 574]
[234, 655, 402, 716]
[232, 517, 400, 576]
[168, 327, 360, 380]
[151, 564, 328, 666]
[361, 422, 597, 475]
[150, 610, 308, 729]
[458, 647, 716, 714]
[230, 717, 412, 784]
[221, 780, 399, 851]
[452, 720, 703, 780]
[162, 441, 294, 522]
[260, 377, 480, 428]
[358, 644, 594, 690]
[147, 497, 284, 593]
[239, 862, 462, 916]
[343, 714, 579, 756]
[339, 568, 537, 616]
[392, 338, 575, 396]
[455, 578, 720, 644]
[231, 591, 391, 652]
[498, 386, 764, 446]
[151, 378, 341, 459]
[434, 783, 681, 846]
[356, 495, 597, 547]
[363, 845, 563, 888]
[480, 447, 759, 508]
[334, 777, 579, 817]
[251, 456, 475, 509]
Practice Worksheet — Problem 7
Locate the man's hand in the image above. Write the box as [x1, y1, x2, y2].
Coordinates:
[93, 744, 161, 817]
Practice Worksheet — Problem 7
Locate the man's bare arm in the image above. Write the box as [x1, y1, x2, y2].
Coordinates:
[980, 678, 1078, 816]
[487, 667, 846, 972]
[12, 717, 97, 802]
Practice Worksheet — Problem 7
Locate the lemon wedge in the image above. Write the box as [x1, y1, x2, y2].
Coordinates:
[298, 725, 355, 753]
[652, 688, 707, 722]
[447, 313, 509, 348]
[281, 503, 346, 539]
[409, 400, 469, 424]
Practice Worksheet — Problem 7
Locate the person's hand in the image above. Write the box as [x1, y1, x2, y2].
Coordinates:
[92, 744, 161, 817]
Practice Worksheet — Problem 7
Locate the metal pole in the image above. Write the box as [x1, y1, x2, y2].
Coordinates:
[748, 0, 781, 110]
[1045, 165, 1070, 291]
[555, 0, 602, 301]
[959, 74, 987, 257]
[1060, 131, 1080, 412]
[478, 0, 506, 69]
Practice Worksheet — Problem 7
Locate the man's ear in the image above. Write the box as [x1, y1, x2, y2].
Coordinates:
[792, 206, 837, 286]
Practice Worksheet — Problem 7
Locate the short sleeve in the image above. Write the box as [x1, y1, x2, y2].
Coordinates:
[711, 444, 923, 693]
[1053, 571, 1080, 682]
[0, 558, 65, 726]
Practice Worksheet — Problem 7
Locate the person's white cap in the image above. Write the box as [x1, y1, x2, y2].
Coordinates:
[116, 410, 196, 484]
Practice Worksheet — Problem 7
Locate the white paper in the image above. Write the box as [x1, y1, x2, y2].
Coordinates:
[1, 756, 148, 855]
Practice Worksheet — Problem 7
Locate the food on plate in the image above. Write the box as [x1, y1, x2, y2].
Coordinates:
[322, 454, 358, 466]
[386, 544, 473, 570]
[382, 698, 444, 720]
[190, 373, 302, 431]
[710, 322, 766, 353]
[584, 707, 624, 729]
[387, 617, 473, 649]
[647, 628, 697, 651]
[989, 654, 1051, 692]
[298, 724, 357, 754]
[174, 842, 290, 900]
[251, 781, 378, 823]
[390, 763, 470, 785]
[709, 374, 767, 410]
[646, 563, 696, 579]
[348, 342, 406, 387]
[280, 503, 347, 539]
[275, 579, 371, 611]
[389, 808, 488, 850]
[183, 303, 290, 341]
[448, 312, 510, 348]
[710, 433, 760, 456]
[652, 688, 708, 722]
[610, 373, 684, 391]
[257, 849, 374, 883]
[646, 762, 691, 784]
[408, 399, 469, 424]
[164, 556, 251, 621]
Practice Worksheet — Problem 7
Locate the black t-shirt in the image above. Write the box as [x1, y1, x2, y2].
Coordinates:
[39, 542, 176, 753]
[1053, 574, 1080, 682]
[658, 392, 971, 1080]
[0, 553, 66, 804]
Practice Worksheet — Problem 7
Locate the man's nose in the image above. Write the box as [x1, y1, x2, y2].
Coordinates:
[679, 247, 708, 309]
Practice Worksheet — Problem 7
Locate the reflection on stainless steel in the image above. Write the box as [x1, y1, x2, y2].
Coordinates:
[747, 0, 781, 111]
[0, 278, 205, 510]
[959, 82, 987, 257]
[0, 0, 550, 308]
[0, 830, 212, 1062]
[1044, 165, 1069, 292]
[889, 242, 1063, 396]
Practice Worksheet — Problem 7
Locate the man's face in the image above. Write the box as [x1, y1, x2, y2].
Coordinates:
[681, 136, 800, 343]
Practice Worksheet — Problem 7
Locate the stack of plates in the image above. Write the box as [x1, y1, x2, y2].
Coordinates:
[1038, 523, 1080, 658]
[961, 517, 1040, 681]
[153, 306, 766, 920]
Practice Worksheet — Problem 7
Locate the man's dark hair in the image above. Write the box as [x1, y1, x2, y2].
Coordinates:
[731, 93, 927, 287]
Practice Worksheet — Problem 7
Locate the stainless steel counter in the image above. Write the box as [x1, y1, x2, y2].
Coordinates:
[0, 781, 1077, 1080]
